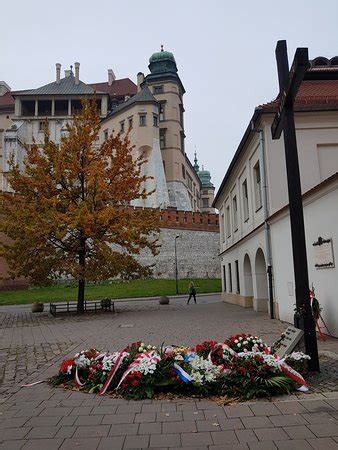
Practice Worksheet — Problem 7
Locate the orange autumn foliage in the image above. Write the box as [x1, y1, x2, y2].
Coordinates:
[0, 100, 159, 307]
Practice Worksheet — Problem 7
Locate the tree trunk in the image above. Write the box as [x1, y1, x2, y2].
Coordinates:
[77, 237, 86, 313]
[77, 278, 85, 313]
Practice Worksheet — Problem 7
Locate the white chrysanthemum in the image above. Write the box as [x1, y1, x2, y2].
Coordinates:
[234, 339, 238, 343]
[239, 337, 243, 341]
[288, 352, 311, 361]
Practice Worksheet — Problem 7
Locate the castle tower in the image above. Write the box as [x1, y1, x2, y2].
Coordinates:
[193, 153, 215, 212]
[143, 47, 201, 211]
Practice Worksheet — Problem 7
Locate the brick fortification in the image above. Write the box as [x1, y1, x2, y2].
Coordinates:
[0, 208, 220, 290]
[136, 208, 221, 279]
[159, 209, 219, 232]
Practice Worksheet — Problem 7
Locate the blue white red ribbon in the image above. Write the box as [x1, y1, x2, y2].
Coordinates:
[173, 363, 192, 383]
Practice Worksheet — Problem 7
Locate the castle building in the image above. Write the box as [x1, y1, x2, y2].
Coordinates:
[0, 48, 215, 212]
[213, 56, 338, 337]
[193, 152, 215, 213]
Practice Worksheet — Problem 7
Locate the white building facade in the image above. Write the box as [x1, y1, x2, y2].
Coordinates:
[214, 58, 338, 337]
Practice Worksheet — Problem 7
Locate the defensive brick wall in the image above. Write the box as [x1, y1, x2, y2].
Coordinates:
[0, 208, 220, 289]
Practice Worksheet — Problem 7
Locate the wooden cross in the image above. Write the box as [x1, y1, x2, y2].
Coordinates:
[271, 40, 319, 372]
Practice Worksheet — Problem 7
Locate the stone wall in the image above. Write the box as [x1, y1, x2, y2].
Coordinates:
[137, 227, 220, 279]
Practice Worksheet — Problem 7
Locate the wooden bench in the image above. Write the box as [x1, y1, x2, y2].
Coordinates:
[49, 299, 115, 316]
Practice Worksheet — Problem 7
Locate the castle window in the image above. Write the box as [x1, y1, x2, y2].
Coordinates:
[182, 164, 186, 179]
[160, 129, 166, 148]
[21, 100, 35, 116]
[38, 121, 46, 132]
[159, 102, 165, 121]
[202, 198, 209, 208]
[139, 114, 146, 126]
[104, 129, 108, 141]
[180, 131, 185, 152]
[120, 121, 125, 133]
[153, 114, 158, 127]
[153, 85, 164, 94]
[128, 117, 133, 129]
[38, 100, 52, 116]
[55, 100, 68, 116]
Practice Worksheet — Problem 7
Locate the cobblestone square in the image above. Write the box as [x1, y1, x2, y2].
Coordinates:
[0, 294, 337, 448]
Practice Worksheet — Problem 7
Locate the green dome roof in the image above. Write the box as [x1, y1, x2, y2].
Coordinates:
[199, 170, 210, 177]
[149, 50, 176, 64]
[148, 47, 178, 75]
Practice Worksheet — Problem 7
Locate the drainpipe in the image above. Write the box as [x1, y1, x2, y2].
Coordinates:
[252, 123, 274, 319]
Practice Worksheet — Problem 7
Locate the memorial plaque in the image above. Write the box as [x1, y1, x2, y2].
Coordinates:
[275, 326, 304, 358]
[313, 237, 335, 269]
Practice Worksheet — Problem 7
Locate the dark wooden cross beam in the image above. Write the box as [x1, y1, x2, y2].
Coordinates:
[271, 40, 320, 372]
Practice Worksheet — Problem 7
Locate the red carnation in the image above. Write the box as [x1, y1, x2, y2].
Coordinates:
[60, 359, 74, 374]
[131, 380, 139, 387]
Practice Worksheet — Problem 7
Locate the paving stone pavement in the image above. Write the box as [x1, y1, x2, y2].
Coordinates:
[0, 294, 337, 449]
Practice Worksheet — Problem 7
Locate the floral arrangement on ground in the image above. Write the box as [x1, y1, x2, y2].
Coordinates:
[49, 333, 311, 401]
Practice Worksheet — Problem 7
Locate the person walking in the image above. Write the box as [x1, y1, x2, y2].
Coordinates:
[187, 281, 197, 304]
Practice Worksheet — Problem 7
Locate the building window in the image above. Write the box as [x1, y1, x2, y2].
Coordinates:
[159, 103, 165, 121]
[128, 117, 133, 130]
[180, 131, 185, 152]
[153, 114, 158, 127]
[242, 179, 249, 222]
[120, 121, 125, 133]
[55, 100, 68, 116]
[104, 129, 108, 141]
[202, 198, 209, 208]
[235, 260, 240, 294]
[232, 195, 238, 231]
[223, 266, 227, 292]
[163, 160, 166, 174]
[38, 121, 45, 132]
[228, 263, 232, 292]
[179, 103, 184, 127]
[181, 164, 186, 179]
[160, 129, 166, 148]
[221, 213, 225, 242]
[139, 114, 146, 126]
[38, 100, 52, 116]
[254, 161, 262, 210]
[226, 205, 231, 237]
[187, 173, 193, 190]
[153, 85, 164, 94]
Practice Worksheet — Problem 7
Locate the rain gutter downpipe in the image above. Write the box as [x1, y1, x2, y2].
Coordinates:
[251, 123, 274, 319]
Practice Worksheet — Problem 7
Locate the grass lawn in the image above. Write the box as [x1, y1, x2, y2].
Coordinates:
[0, 278, 221, 306]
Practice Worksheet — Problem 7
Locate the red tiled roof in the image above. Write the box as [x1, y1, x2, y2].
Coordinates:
[89, 78, 137, 97]
[260, 79, 338, 111]
[0, 91, 15, 108]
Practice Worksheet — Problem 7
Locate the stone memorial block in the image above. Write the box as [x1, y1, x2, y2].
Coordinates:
[275, 326, 304, 358]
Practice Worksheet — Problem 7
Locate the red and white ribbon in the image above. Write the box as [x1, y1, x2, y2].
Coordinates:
[99, 351, 126, 395]
[75, 366, 85, 387]
[117, 351, 160, 389]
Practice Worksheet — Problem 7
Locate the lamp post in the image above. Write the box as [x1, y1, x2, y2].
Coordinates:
[174, 235, 180, 295]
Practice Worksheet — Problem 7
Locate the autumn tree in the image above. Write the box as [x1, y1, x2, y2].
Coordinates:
[0, 100, 159, 312]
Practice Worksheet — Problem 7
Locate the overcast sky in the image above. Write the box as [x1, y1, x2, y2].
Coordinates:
[2, 0, 338, 191]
